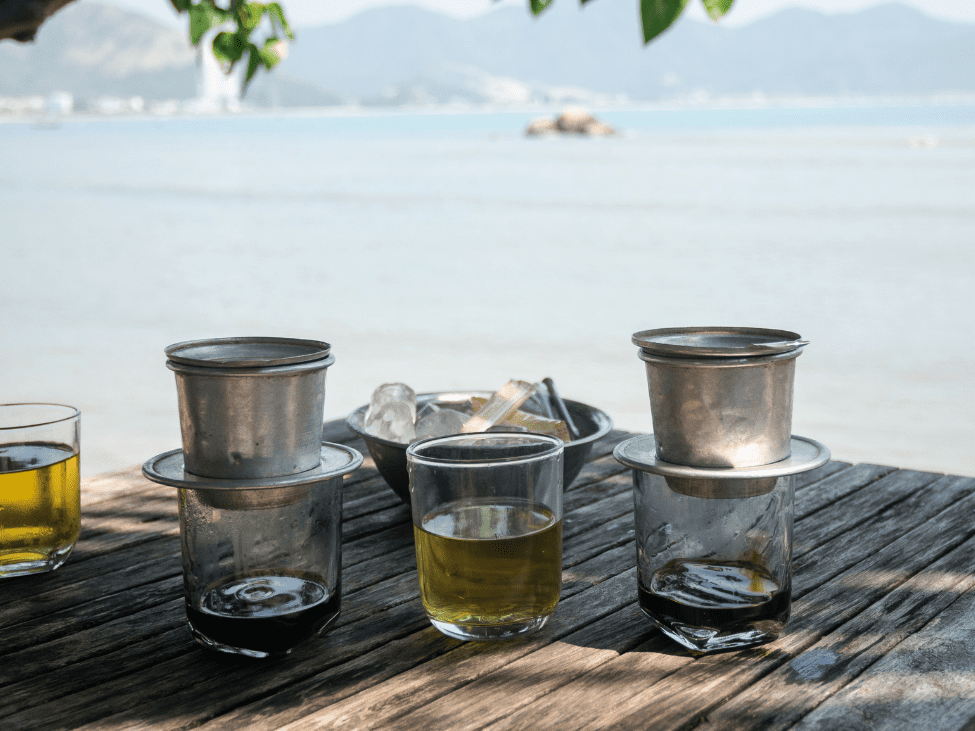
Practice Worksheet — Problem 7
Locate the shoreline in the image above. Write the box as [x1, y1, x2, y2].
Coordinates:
[3, 95, 975, 126]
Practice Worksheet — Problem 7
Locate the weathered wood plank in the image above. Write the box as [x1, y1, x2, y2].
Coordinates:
[794, 474, 975, 596]
[382, 605, 656, 731]
[559, 475, 975, 731]
[564, 457, 629, 505]
[0, 627, 196, 717]
[84, 466, 944, 728]
[0, 592, 185, 685]
[562, 476, 633, 540]
[697, 522, 975, 730]
[793, 468, 941, 556]
[184, 570, 642, 731]
[795, 463, 895, 520]
[0, 511, 181, 612]
[6, 448, 970, 731]
[2, 576, 429, 723]
[342, 476, 407, 520]
[794, 460, 853, 491]
[0, 461, 922, 649]
[476, 473, 975, 731]
[0, 535, 181, 632]
[342, 516, 415, 567]
[2, 564, 423, 718]
[790, 587, 975, 731]
[185, 466, 934, 731]
[0, 493, 404, 671]
[42, 555, 639, 731]
[479, 632, 679, 731]
[0, 459, 639, 729]
[0, 468, 637, 702]
[341, 498, 412, 542]
[0, 456, 632, 664]
[185, 549, 647, 731]
[0, 596, 186, 696]
[0, 517, 420, 689]
[1, 598, 432, 731]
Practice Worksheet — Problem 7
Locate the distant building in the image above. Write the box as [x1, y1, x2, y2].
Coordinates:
[192, 28, 242, 112]
[45, 91, 74, 115]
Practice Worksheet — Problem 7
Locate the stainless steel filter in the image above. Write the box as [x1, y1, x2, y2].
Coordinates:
[633, 328, 806, 468]
[166, 337, 333, 479]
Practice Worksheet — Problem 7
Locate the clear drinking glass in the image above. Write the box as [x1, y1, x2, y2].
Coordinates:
[633, 471, 794, 653]
[406, 433, 564, 641]
[0, 403, 81, 578]
[178, 478, 343, 658]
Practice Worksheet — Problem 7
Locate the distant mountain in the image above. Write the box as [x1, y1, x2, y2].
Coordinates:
[1, 1, 973, 107]
[284, 2, 975, 104]
[0, 2, 337, 106]
[0, 3, 194, 99]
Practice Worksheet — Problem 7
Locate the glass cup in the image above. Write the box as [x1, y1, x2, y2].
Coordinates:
[632, 471, 794, 653]
[178, 478, 343, 659]
[0, 403, 81, 578]
[406, 433, 564, 641]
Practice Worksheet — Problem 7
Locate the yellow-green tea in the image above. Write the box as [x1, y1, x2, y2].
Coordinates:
[0, 443, 80, 570]
[414, 498, 562, 627]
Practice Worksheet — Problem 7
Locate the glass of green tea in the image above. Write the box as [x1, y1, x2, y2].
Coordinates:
[0, 403, 81, 578]
[406, 432, 564, 641]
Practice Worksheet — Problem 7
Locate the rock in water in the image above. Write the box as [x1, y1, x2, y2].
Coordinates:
[525, 107, 615, 137]
[526, 117, 559, 136]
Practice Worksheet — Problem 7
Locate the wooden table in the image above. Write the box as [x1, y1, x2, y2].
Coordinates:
[4, 422, 975, 731]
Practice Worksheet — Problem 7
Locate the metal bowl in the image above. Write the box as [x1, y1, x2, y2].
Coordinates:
[346, 391, 614, 504]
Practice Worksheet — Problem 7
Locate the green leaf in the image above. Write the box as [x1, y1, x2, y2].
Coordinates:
[212, 30, 247, 66]
[237, 2, 265, 31]
[169, 0, 192, 13]
[244, 45, 262, 88]
[701, 0, 733, 21]
[267, 3, 294, 40]
[530, 0, 553, 16]
[256, 37, 286, 68]
[640, 0, 689, 43]
[189, 1, 228, 44]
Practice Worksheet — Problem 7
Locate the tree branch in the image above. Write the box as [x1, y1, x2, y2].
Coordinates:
[0, 0, 79, 42]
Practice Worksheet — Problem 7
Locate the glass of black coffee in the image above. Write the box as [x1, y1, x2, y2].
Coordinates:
[177, 476, 343, 659]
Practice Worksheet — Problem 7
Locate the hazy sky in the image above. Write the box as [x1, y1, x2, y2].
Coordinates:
[88, 0, 975, 29]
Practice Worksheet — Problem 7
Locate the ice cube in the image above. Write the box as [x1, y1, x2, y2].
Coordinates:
[366, 383, 416, 424]
[468, 396, 571, 442]
[365, 383, 417, 442]
[365, 400, 416, 443]
[415, 404, 469, 440]
[429, 396, 477, 416]
[497, 410, 571, 443]
[460, 380, 536, 433]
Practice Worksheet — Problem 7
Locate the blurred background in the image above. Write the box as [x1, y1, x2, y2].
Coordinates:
[1, 0, 973, 477]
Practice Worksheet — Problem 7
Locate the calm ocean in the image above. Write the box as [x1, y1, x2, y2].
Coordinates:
[2, 103, 973, 477]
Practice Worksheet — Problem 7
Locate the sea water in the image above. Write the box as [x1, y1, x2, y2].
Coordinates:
[1, 104, 973, 477]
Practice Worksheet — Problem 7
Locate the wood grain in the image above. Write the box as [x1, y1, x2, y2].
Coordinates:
[791, 584, 975, 731]
[698, 527, 975, 730]
[3, 423, 974, 731]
